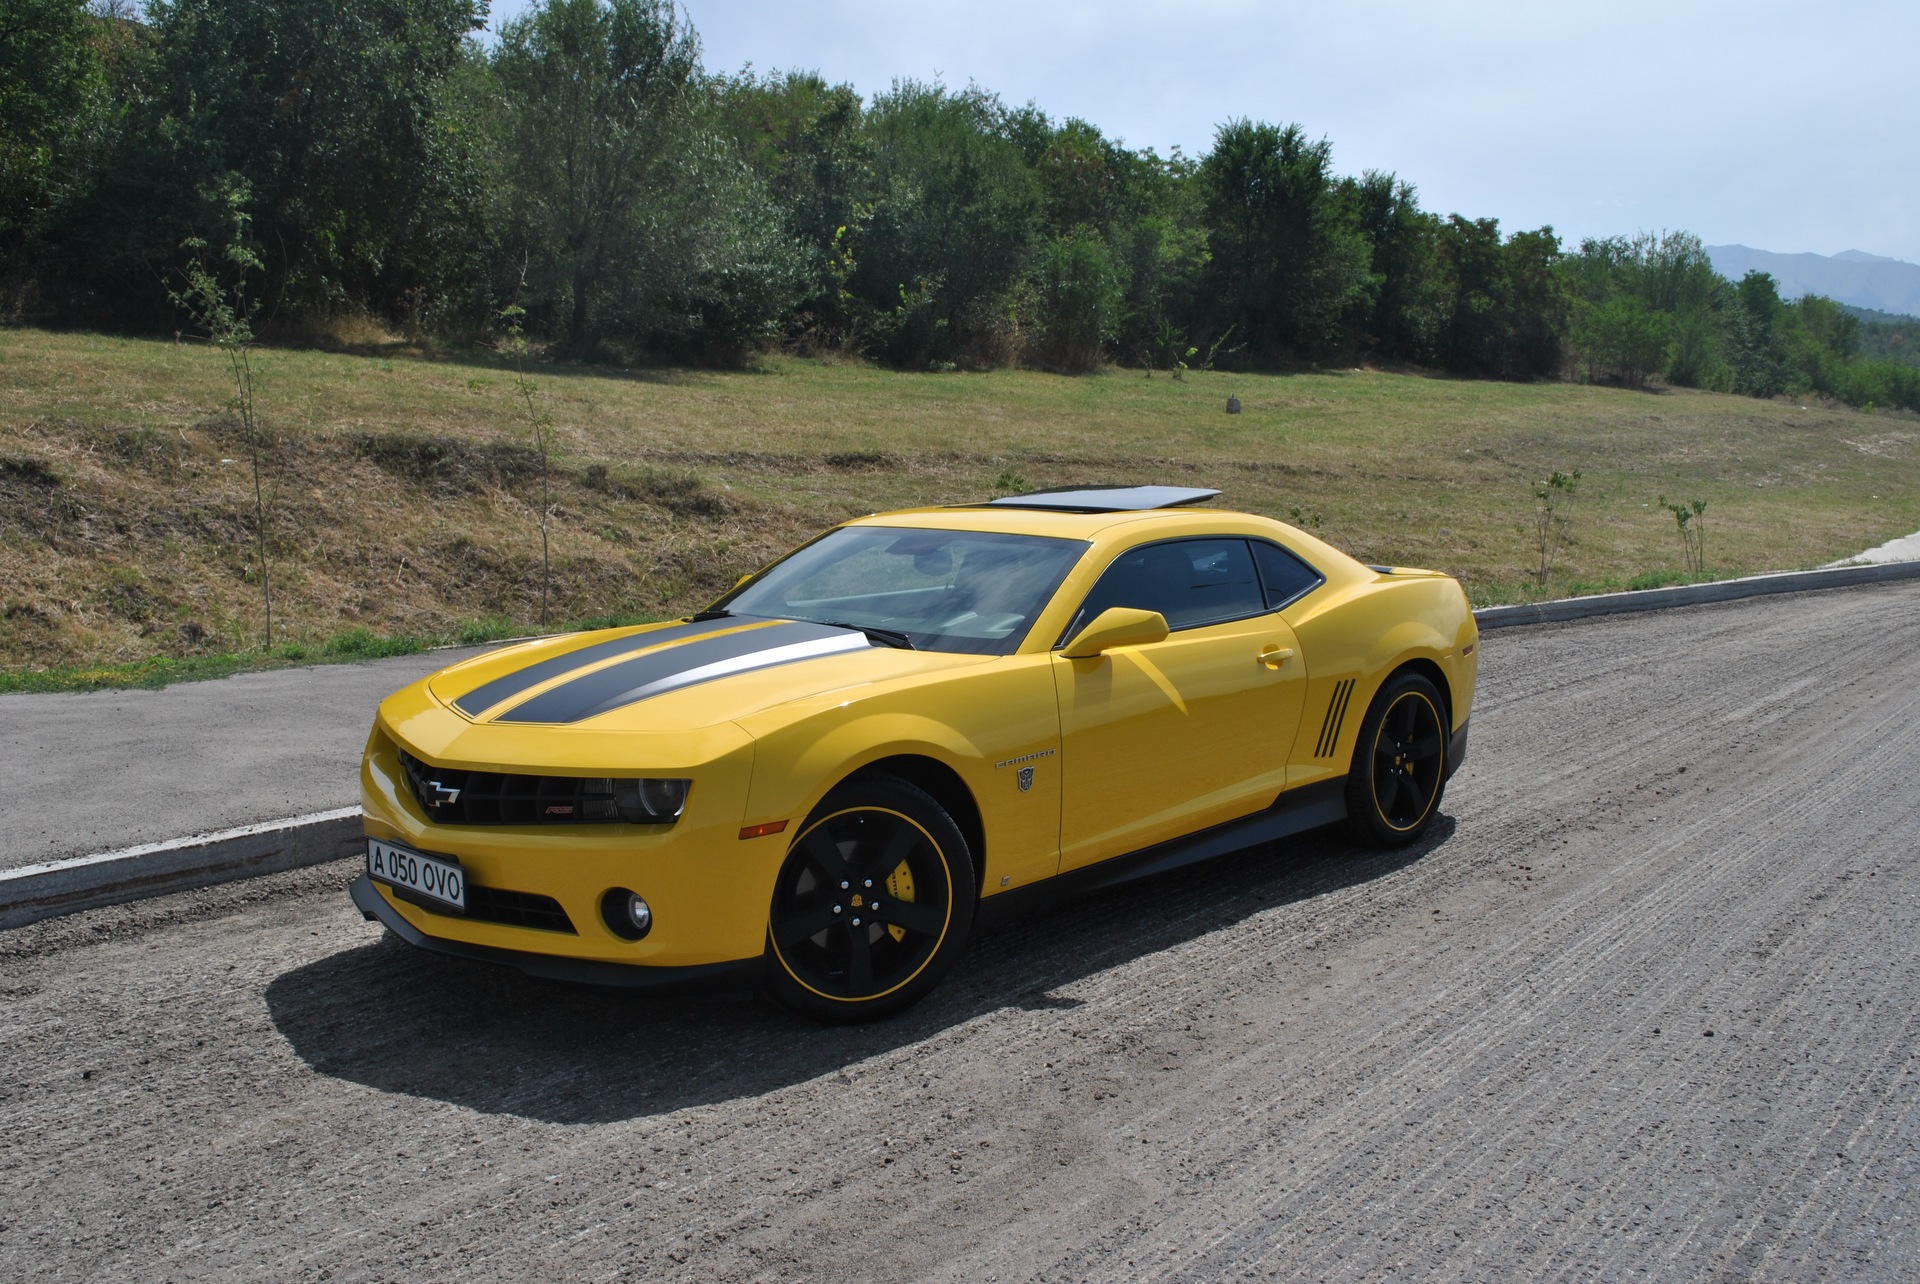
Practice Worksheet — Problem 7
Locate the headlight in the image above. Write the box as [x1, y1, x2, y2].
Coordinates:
[579, 778, 691, 824]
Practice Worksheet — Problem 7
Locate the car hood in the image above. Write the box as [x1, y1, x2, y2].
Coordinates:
[424, 617, 992, 735]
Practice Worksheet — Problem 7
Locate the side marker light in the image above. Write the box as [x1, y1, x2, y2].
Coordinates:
[739, 820, 790, 840]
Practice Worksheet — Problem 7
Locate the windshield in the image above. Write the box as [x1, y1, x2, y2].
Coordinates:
[716, 526, 1088, 655]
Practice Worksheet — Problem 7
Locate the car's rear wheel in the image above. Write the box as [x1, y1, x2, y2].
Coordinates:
[764, 776, 976, 1022]
[1344, 671, 1449, 848]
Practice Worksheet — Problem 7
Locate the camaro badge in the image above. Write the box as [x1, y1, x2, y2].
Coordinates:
[1017, 766, 1035, 793]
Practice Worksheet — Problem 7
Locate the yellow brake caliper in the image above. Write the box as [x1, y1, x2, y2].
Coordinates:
[885, 863, 915, 942]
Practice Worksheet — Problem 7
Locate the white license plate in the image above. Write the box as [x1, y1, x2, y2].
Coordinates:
[367, 838, 466, 912]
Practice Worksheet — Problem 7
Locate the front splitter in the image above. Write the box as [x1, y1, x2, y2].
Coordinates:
[350, 874, 762, 995]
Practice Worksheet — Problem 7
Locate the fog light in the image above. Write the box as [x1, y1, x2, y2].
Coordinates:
[601, 889, 652, 940]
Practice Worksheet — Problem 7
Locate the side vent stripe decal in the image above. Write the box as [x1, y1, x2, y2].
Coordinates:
[1315, 679, 1356, 759]
[1331, 679, 1355, 756]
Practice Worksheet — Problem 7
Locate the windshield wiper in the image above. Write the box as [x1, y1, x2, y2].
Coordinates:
[820, 620, 915, 650]
[687, 608, 734, 621]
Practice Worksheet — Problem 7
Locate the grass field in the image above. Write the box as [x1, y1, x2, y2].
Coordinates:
[2, 327, 1916, 687]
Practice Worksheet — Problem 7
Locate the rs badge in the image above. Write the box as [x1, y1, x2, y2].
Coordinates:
[1017, 766, 1035, 793]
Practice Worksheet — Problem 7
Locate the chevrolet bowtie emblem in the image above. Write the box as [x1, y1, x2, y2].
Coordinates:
[426, 781, 462, 808]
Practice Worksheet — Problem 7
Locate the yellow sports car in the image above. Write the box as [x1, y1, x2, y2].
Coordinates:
[352, 486, 1477, 1020]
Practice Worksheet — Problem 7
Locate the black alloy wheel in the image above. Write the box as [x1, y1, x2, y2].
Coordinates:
[765, 776, 976, 1022]
[1344, 671, 1449, 848]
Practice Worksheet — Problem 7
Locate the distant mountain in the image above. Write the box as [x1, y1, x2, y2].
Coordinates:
[1706, 245, 1920, 316]
[1840, 303, 1920, 326]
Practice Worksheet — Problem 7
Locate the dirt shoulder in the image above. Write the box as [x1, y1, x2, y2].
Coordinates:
[1, 580, 1915, 1280]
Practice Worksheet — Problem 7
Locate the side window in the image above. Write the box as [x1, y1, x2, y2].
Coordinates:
[1252, 540, 1324, 609]
[1071, 538, 1265, 635]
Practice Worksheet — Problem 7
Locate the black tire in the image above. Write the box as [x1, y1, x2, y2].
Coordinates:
[1344, 670, 1450, 848]
[764, 775, 977, 1022]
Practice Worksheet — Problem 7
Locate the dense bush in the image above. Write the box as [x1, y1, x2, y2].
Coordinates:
[2, 0, 1904, 401]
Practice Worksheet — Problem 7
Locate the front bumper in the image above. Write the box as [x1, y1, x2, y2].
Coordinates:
[359, 695, 785, 967]
[352, 874, 762, 993]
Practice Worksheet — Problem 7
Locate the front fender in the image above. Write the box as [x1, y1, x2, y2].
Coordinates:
[748, 712, 986, 829]
[732, 656, 1064, 892]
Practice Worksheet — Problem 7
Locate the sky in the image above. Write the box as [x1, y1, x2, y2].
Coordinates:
[484, 0, 1920, 263]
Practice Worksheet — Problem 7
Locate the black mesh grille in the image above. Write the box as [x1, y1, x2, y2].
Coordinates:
[395, 881, 577, 934]
[467, 886, 575, 934]
[399, 749, 633, 826]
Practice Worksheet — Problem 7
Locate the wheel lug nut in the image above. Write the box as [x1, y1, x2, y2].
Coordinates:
[864, 880, 873, 888]
[840, 881, 850, 889]
[852, 917, 862, 926]
[833, 904, 843, 914]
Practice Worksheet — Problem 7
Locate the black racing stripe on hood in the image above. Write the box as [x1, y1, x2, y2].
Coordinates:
[492, 620, 868, 724]
[450, 616, 742, 716]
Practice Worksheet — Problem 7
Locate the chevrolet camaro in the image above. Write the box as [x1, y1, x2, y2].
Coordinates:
[351, 485, 1477, 1020]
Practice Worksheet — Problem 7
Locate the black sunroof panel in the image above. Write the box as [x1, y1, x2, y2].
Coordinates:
[980, 485, 1221, 513]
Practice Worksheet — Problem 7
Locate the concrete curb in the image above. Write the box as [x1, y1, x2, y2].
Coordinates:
[6, 557, 1918, 930]
[1472, 558, 1920, 629]
[0, 807, 363, 929]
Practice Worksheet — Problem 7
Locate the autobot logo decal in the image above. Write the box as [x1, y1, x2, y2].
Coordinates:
[994, 748, 1053, 794]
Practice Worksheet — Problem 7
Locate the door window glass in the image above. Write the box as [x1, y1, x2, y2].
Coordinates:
[1070, 538, 1265, 635]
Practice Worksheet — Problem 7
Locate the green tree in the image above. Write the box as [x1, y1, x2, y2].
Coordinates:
[856, 81, 1041, 365]
[1435, 217, 1568, 378]
[498, 0, 801, 355]
[1562, 231, 1725, 387]
[169, 177, 276, 645]
[1728, 270, 1787, 396]
[136, 0, 488, 322]
[1009, 110, 1199, 364]
[0, 0, 99, 260]
[1033, 227, 1123, 372]
[496, 0, 699, 349]
[719, 69, 875, 344]
[1572, 295, 1670, 386]
[1341, 170, 1440, 363]
[1198, 119, 1370, 361]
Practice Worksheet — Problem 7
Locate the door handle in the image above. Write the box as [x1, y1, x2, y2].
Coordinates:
[1258, 646, 1294, 668]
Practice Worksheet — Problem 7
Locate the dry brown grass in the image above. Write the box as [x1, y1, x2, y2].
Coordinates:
[2, 328, 1916, 672]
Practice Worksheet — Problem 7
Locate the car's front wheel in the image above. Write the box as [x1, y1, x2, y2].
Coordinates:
[764, 775, 976, 1022]
[1344, 670, 1450, 848]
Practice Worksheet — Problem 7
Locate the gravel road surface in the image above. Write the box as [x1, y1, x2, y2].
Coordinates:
[0, 647, 486, 869]
[2, 582, 1916, 1281]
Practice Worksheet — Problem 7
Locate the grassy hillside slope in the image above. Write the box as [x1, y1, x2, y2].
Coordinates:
[2, 329, 1916, 682]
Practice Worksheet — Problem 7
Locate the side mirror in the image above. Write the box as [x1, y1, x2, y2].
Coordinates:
[1061, 607, 1170, 659]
